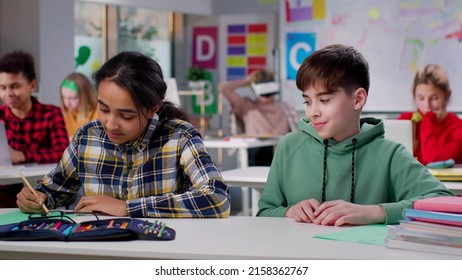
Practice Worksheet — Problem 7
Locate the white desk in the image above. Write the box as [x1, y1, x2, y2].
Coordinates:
[0, 164, 56, 185]
[221, 167, 269, 216]
[203, 137, 279, 216]
[220, 167, 462, 216]
[203, 137, 280, 168]
[0, 209, 457, 260]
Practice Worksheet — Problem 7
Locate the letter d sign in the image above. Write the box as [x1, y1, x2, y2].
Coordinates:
[192, 27, 218, 69]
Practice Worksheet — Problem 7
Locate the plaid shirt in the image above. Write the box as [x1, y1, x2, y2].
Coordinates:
[37, 116, 230, 218]
[0, 97, 69, 164]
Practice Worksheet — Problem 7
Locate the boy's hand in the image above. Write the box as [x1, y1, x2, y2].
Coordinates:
[8, 147, 26, 164]
[313, 200, 386, 226]
[285, 199, 320, 223]
[74, 195, 128, 217]
[16, 186, 47, 213]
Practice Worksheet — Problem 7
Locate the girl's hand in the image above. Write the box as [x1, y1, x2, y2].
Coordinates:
[285, 198, 320, 223]
[433, 107, 448, 122]
[313, 200, 386, 226]
[16, 187, 47, 213]
[74, 195, 128, 216]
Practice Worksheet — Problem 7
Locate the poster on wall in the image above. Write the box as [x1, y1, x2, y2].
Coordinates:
[192, 26, 218, 69]
[225, 23, 269, 80]
[74, 35, 103, 79]
[285, 0, 326, 22]
[286, 32, 316, 80]
[191, 26, 219, 115]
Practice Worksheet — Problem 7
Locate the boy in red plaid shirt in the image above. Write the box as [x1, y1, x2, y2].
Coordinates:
[0, 50, 69, 207]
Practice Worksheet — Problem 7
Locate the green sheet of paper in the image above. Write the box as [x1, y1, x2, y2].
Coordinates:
[314, 224, 388, 246]
[0, 210, 77, 225]
[0, 210, 34, 225]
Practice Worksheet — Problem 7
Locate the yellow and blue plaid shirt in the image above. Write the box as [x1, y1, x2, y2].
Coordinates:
[37, 115, 230, 218]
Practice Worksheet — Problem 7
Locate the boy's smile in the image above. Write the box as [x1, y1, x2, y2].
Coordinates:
[311, 122, 327, 130]
[302, 86, 367, 142]
[0, 72, 35, 115]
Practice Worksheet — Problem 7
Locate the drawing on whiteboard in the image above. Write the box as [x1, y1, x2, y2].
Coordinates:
[280, 0, 462, 112]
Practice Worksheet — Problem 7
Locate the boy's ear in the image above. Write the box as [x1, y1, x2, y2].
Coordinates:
[29, 79, 37, 92]
[353, 88, 367, 110]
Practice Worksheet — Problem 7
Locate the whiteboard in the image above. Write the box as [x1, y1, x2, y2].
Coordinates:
[279, 0, 462, 112]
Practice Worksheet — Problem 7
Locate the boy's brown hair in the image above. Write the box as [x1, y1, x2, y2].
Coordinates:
[296, 44, 370, 96]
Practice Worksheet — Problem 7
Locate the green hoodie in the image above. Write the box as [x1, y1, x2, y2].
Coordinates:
[257, 117, 454, 224]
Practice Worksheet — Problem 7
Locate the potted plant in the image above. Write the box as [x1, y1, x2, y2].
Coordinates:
[186, 65, 205, 89]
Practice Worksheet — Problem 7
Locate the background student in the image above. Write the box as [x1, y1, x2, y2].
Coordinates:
[257, 44, 454, 226]
[218, 70, 298, 166]
[60, 72, 98, 139]
[17, 51, 230, 218]
[0, 50, 69, 207]
[398, 64, 462, 165]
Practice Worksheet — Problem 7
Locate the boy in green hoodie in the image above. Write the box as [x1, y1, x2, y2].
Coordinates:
[257, 44, 454, 225]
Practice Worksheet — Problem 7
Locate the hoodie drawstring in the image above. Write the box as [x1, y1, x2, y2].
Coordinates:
[350, 138, 357, 203]
[321, 138, 357, 203]
[322, 139, 329, 202]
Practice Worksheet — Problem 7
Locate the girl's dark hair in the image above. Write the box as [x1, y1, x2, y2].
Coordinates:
[93, 51, 189, 121]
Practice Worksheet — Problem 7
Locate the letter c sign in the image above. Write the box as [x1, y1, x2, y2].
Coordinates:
[286, 33, 315, 80]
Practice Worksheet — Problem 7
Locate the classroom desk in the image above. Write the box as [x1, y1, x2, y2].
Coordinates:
[220, 166, 462, 215]
[0, 209, 457, 260]
[203, 137, 279, 216]
[203, 137, 280, 168]
[0, 164, 56, 185]
[221, 167, 269, 216]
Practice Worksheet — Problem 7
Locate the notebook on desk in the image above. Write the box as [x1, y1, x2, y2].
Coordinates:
[429, 168, 462, 181]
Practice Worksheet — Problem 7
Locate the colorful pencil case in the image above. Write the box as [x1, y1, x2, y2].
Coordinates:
[0, 217, 175, 241]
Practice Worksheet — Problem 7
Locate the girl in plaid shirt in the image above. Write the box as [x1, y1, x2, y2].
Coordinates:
[17, 52, 230, 218]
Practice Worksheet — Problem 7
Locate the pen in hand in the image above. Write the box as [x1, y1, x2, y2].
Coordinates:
[19, 172, 49, 213]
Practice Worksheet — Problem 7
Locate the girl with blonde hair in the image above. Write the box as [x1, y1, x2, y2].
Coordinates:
[60, 72, 98, 138]
[398, 64, 462, 164]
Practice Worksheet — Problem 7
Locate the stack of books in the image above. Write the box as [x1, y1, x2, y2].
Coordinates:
[429, 167, 462, 181]
[385, 196, 462, 256]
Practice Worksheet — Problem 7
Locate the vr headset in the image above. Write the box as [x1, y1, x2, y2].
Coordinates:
[250, 81, 280, 96]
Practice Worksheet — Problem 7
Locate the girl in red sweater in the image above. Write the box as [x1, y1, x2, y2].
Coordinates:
[398, 64, 462, 165]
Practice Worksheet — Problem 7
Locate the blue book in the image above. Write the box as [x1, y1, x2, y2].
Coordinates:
[403, 209, 462, 227]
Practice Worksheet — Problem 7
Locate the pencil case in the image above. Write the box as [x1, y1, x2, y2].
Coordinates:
[0, 217, 175, 241]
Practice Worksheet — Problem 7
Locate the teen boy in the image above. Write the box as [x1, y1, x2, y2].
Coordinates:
[257, 44, 454, 225]
[0, 50, 69, 207]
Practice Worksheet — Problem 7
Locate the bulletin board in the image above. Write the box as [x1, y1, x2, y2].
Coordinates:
[280, 0, 462, 112]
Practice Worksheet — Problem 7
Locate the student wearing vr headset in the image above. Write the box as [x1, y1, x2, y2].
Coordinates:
[218, 70, 299, 166]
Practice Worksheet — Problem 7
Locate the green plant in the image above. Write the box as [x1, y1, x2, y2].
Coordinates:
[186, 66, 205, 81]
